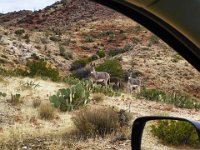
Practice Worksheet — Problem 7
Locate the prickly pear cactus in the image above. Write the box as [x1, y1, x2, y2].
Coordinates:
[49, 83, 90, 112]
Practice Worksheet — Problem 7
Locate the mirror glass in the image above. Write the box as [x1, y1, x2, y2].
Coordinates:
[141, 120, 200, 150]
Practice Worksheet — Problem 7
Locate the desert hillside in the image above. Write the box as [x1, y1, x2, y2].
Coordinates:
[0, 0, 200, 149]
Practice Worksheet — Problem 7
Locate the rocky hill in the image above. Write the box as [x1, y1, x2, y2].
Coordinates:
[0, 10, 32, 26]
[0, 0, 117, 30]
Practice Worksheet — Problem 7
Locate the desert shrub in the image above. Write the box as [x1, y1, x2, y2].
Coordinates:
[64, 76, 80, 85]
[96, 50, 105, 58]
[84, 36, 94, 43]
[23, 33, 30, 39]
[25, 39, 30, 44]
[39, 103, 55, 120]
[108, 44, 132, 57]
[72, 107, 120, 138]
[59, 45, 73, 60]
[26, 60, 60, 81]
[61, 51, 73, 60]
[0, 92, 6, 97]
[149, 34, 159, 45]
[72, 68, 91, 79]
[109, 48, 124, 56]
[92, 93, 105, 102]
[70, 59, 88, 71]
[87, 54, 99, 62]
[99, 30, 114, 37]
[132, 25, 143, 33]
[9, 93, 21, 105]
[96, 59, 124, 77]
[139, 88, 200, 109]
[151, 120, 200, 147]
[31, 53, 40, 60]
[91, 84, 115, 97]
[33, 98, 41, 108]
[167, 93, 200, 109]
[49, 83, 90, 112]
[49, 36, 60, 42]
[139, 88, 166, 101]
[15, 29, 25, 36]
[171, 54, 183, 63]
[0, 67, 28, 77]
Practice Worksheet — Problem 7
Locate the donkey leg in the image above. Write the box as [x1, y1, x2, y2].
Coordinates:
[138, 86, 141, 93]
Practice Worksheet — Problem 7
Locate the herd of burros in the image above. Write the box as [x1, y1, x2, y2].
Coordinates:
[89, 63, 141, 93]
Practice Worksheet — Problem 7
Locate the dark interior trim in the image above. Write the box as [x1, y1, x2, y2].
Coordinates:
[92, 0, 200, 71]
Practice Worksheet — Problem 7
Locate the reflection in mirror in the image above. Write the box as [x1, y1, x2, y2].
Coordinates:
[141, 120, 200, 150]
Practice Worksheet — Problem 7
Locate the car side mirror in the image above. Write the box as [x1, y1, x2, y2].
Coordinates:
[131, 116, 200, 150]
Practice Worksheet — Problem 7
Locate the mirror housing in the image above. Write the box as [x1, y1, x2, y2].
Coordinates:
[131, 116, 200, 150]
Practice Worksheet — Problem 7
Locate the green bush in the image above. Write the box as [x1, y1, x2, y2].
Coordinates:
[72, 107, 120, 138]
[151, 120, 200, 147]
[0, 92, 6, 97]
[96, 59, 124, 77]
[49, 83, 90, 112]
[139, 88, 200, 109]
[26, 60, 60, 81]
[96, 50, 105, 58]
[64, 76, 80, 85]
[87, 54, 99, 62]
[70, 59, 88, 71]
[0, 67, 28, 77]
[15, 29, 25, 36]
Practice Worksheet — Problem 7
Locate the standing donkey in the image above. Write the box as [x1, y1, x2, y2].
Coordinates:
[127, 72, 141, 93]
[90, 64, 110, 86]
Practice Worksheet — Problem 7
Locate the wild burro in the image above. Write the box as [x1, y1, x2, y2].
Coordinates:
[90, 63, 110, 86]
[109, 77, 122, 90]
[127, 72, 141, 93]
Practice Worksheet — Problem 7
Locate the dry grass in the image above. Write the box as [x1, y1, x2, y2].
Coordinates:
[72, 107, 120, 138]
[92, 93, 105, 102]
[39, 103, 55, 120]
[72, 107, 131, 139]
